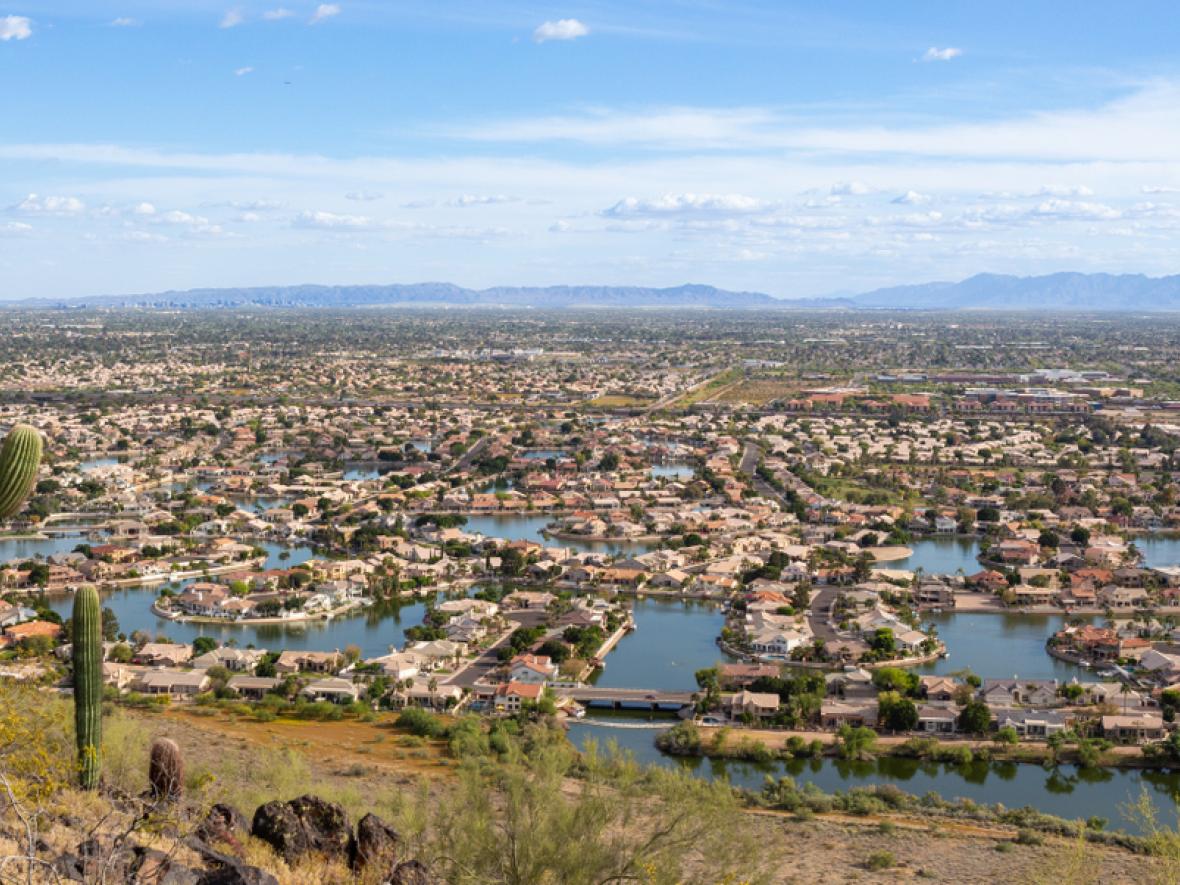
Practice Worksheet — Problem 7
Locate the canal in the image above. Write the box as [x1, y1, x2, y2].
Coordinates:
[565, 718, 1180, 835]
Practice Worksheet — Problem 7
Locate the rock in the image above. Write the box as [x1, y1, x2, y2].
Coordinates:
[196, 804, 250, 848]
[388, 859, 436, 885]
[187, 839, 280, 885]
[349, 812, 400, 873]
[196, 863, 280, 885]
[59, 836, 130, 882]
[128, 846, 201, 885]
[250, 794, 352, 865]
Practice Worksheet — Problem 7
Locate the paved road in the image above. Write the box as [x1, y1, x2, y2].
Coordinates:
[444, 608, 549, 688]
[447, 434, 490, 475]
[738, 441, 761, 475]
[807, 587, 839, 643]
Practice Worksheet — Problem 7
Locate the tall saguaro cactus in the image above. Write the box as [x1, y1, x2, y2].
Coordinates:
[0, 424, 42, 520]
[72, 586, 103, 790]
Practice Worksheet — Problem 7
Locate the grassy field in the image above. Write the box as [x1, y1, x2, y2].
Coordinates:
[711, 378, 802, 405]
[151, 706, 456, 782]
[667, 368, 744, 408]
[584, 394, 656, 408]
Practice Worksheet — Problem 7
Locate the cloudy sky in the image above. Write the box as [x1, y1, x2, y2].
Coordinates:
[2, 1, 1180, 300]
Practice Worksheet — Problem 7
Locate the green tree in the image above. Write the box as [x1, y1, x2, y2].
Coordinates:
[877, 691, 919, 732]
[958, 699, 992, 735]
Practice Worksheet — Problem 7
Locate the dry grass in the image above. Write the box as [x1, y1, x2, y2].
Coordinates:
[712, 378, 803, 405]
[584, 394, 655, 407]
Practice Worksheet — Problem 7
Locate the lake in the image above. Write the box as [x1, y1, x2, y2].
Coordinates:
[591, 597, 733, 691]
[893, 537, 982, 574]
[565, 718, 1180, 835]
[0, 533, 88, 562]
[1138, 534, 1180, 569]
[463, 514, 657, 555]
[650, 464, 695, 481]
[47, 584, 444, 659]
[914, 612, 1088, 680]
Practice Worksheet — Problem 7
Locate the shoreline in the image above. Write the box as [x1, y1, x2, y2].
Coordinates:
[149, 598, 366, 626]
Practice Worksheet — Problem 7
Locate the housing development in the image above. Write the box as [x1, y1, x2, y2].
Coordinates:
[5, 308, 1180, 880]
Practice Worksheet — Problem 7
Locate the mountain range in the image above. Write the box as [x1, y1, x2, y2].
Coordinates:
[6, 272, 1180, 311]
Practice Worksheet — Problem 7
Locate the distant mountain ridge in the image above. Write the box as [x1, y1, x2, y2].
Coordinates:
[848, 272, 1180, 311]
[4, 282, 791, 310]
[5, 272, 1180, 311]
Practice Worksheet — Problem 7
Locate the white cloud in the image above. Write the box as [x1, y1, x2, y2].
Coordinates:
[1033, 184, 1093, 197]
[124, 230, 169, 243]
[830, 181, 871, 196]
[219, 9, 244, 29]
[133, 202, 157, 216]
[892, 190, 930, 205]
[0, 15, 31, 41]
[222, 199, 284, 211]
[1142, 184, 1180, 194]
[262, 8, 295, 21]
[293, 209, 376, 230]
[237, 211, 262, 222]
[0, 221, 32, 235]
[309, 4, 341, 24]
[235, 66, 254, 76]
[549, 220, 571, 233]
[345, 190, 384, 201]
[604, 193, 770, 216]
[13, 194, 85, 215]
[110, 17, 140, 27]
[533, 18, 589, 43]
[449, 194, 518, 207]
[155, 209, 209, 226]
[1031, 199, 1121, 220]
[922, 47, 962, 62]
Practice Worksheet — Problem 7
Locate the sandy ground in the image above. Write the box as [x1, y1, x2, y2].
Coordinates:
[741, 810, 1162, 884]
[128, 709, 1167, 884]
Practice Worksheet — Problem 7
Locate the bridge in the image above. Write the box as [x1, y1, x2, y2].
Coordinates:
[551, 686, 696, 711]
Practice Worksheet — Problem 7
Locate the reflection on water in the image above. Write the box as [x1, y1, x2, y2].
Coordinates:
[567, 719, 1180, 835]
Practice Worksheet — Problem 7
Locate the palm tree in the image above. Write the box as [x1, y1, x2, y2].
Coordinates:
[1120, 680, 1132, 714]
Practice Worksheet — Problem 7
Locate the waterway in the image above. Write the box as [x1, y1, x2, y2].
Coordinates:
[463, 514, 657, 555]
[565, 717, 1180, 835]
[892, 537, 983, 574]
[1138, 534, 1180, 569]
[650, 464, 695, 481]
[913, 612, 1090, 680]
[591, 597, 734, 691]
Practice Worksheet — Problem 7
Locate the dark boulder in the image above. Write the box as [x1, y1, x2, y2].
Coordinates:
[250, 794, 351, 865]
[187, 838, 280, 885]
[388, 859, 436, 885]
[349, 812, 400, 873]
[128, 845, 201, 885]
[196, 804, 250, 849]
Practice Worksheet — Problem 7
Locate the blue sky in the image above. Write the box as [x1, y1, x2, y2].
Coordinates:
[2, 1, 1180, 300]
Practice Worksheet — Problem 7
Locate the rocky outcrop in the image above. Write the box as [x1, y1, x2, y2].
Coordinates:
[250, 794, 352, 865]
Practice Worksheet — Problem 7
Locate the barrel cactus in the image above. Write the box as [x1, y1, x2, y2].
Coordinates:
[72, 586, 103, 790]
[0, 424, 42, 520]
[148, 737, 184, 802]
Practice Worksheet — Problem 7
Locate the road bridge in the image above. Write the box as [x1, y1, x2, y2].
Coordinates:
[551, 686, 695, 711]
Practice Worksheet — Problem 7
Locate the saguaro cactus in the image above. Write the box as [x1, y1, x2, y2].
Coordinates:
[72, 585, 103, 790]
[148, 737, 184, 802]
[0, 424, 42, 520]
